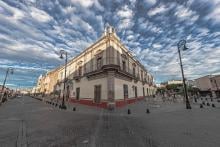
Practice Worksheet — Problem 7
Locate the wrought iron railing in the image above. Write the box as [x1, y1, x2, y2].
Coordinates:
[70, 57, 153, 84]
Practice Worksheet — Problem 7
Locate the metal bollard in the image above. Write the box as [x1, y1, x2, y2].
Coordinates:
[194, 98, 197, 103]
[200, 104, 203, 108]
[207, 103, 210, 106]
[146, 108, 150, 114]
[212, 104, 215, 107]
[73, 107, 76, 111]
[127, 109, 131, 114]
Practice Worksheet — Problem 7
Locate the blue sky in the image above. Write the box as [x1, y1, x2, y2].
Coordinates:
[0, 0, 220, 89]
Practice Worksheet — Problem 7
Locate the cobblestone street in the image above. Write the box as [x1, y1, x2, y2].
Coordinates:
[0, 96, 220, 147]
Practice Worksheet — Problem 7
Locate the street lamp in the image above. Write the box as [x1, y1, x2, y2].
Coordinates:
[177, 40, 191, 109]
[59, 50, 67, 109]
[0, 68, 14, 104]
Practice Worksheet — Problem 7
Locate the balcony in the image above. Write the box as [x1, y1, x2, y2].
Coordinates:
[71, 57, 150, 82]
[73, 72, 82, 81]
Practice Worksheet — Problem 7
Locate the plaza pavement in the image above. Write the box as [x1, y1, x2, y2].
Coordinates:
[0, 95, 220, 147]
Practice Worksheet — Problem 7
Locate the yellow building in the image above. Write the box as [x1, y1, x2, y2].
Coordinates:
[38, 26, 156, 108]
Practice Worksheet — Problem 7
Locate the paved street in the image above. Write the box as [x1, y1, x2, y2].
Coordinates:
[0, 96, 220, 147]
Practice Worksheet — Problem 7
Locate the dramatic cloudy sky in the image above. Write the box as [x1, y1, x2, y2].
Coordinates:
[0, 0, 220, 89]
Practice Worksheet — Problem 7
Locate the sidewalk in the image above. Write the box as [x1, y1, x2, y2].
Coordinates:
[27, 96, 220, 147]
[32, 95, 220, 116]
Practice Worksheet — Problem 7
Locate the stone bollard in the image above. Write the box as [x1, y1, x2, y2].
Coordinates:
[55, 103, 58, 107]
[207, 103, 210, 106]
[211, 98, 213, 102]
[73, 107, 76, 111]
[200, 104, 203, 108]
[127, 109, 131, 114]
[202, 101, 205, 105]
[212, 104, 215, 107]
[146, 108, 150, 114]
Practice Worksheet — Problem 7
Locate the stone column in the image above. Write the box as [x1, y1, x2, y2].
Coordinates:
[107, 71, 115, 109]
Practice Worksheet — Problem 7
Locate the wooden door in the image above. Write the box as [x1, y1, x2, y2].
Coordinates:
[123, 84, 128, 99]
[76, 87, 80, 100]
[94, 85, 101, 103]
[135, 86, 137, 98]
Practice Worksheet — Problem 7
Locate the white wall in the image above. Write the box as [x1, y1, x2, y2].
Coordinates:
[114, 77, 155, 100]
[70, 77, 108, 101]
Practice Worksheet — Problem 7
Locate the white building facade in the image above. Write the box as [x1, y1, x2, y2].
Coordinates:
[49, 26, 156, 108]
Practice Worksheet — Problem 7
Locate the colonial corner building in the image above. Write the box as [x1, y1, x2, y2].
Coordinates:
[36, 26, 156, 108]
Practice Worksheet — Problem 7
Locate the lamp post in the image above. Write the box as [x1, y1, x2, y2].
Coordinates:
[0, 68, 14, 104]
[177, 40, 191, 109]
[59, 50, 67, 109]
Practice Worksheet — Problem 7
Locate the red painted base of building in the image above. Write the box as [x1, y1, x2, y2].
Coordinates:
[69, 96, 145, 109]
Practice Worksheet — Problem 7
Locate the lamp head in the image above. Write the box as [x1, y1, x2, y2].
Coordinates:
[178, 40, 189, 51]
[182, 44, 189, 51]
[9, 68, 13, 74]
[60, 54, 64, 59]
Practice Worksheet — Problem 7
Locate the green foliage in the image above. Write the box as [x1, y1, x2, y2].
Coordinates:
[166, 84, 182, 90]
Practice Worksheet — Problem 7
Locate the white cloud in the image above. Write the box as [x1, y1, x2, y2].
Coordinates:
[63, 6, 76, 14]
[71, 0, 104, 11]
[138, 19, 162, 33]
[144, 0, 157, 6]
[71, 0, 94, 8]
[153, 43, 162, 48]
[117, 5, 133, 18]
[0, 1, 25, 20]
[116, 5, 134, 30]
[175, 4, 199, 23]
[148, 4, 167, 16]
[205, 3, 220, 24]
[30, 7, 52, 22]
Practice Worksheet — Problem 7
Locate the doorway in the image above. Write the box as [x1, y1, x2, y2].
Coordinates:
[123, 84, 128, 99]
[134, 86, 137, 98]
[76, 87, 80, 100]
[94, 85, 101, 103]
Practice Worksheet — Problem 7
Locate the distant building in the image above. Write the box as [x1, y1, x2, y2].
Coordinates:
[160, 80, 182, 87]
[210, 75, 220, 97]
[36, 25, 156, 108]
[194, 75, 220, 97]
[167, 80, 182, 85]
[186, 80, 196, 87]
